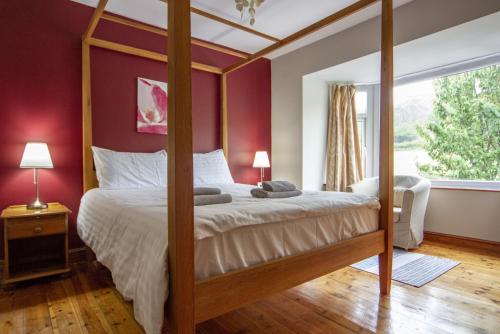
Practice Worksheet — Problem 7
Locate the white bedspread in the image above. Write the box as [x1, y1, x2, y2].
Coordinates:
[77, 183, 380, 334]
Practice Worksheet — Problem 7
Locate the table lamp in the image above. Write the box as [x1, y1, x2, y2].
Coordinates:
[253, 151, 270, 187]
[20, 142, 53, 210]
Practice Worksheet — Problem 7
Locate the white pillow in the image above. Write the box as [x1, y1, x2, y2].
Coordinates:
[193, 149, 234, 186]
[92, 146, 167, 189]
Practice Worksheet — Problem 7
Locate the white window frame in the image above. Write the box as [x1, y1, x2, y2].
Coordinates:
[430, 180, 500, 191]
[355, 88, 368, 175]
[356, 85, 379, 178]
[362, 56, 500, 191]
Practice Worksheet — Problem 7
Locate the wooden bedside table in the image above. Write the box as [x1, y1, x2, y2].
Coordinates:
[1, 202, 71, 285]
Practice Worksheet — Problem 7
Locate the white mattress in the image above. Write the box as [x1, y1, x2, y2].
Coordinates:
[77, 183, 379, 334]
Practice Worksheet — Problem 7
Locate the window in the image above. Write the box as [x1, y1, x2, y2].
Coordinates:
[355, 90, 368, 174]
[394, 64, 500, 189]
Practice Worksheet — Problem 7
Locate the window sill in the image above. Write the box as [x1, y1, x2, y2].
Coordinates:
[430, 180, 500, 192]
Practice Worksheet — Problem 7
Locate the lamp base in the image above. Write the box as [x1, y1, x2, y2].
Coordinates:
[27, 199, 48, 210]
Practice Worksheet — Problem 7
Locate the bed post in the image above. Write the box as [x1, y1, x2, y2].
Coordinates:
[82, 0, 108, 192]
[167, 0, 195, 333]
[221, 73, 229, 158]
[378, 0, 394, 295]
[82, 40, 93, 193]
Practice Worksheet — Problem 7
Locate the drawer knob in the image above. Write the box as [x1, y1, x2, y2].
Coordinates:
[34, 226, 43, 233]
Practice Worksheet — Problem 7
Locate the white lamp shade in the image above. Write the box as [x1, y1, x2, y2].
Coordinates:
[20, 142, 53, 168]
[253, 151, 270, 168]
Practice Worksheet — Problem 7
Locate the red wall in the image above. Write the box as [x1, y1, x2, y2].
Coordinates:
[227, 62, 272, 184]
[0, 0, 271, 249]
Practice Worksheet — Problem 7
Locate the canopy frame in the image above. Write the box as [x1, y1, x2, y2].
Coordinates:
[81, 1, 394, 332]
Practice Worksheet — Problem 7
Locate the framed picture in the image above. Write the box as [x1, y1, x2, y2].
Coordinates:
[137, 77, 168, 135]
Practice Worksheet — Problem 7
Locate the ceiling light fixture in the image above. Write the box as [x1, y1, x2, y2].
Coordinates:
[234, 0, 265, 26]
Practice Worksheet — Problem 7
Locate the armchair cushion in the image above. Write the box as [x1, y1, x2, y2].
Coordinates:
[346, 177, 378, 196]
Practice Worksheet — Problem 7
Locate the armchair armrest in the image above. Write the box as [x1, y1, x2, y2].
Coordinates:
[400, 179, 431, 226]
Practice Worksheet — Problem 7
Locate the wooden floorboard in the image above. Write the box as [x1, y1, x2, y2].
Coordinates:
[0, 241, 498, 333]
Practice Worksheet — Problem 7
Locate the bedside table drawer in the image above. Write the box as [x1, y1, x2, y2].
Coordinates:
[7, 216, 66, 240]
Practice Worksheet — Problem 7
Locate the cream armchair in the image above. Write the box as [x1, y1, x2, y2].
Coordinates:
[347, 175, 431, 249]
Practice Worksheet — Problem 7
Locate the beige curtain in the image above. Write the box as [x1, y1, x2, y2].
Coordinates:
[325, 84, 363, 191]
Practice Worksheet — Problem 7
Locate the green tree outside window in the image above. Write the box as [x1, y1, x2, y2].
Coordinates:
[416, 65, 500, 180]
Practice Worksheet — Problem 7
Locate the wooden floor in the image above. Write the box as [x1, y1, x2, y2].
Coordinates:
[0, 240, 498, 334]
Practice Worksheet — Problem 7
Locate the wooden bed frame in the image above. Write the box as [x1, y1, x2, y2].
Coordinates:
[81, 0, 394, 332]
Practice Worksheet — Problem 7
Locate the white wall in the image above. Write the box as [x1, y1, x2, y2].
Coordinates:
[271, 0, 500, 241]
[271, 66, 303, 185]
[302, 76, 329, 190]
[272, 0, 500, 187]
[425, 189, 500, 242]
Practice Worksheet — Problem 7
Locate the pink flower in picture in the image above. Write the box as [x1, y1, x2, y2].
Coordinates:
[137, 78, 168, 135]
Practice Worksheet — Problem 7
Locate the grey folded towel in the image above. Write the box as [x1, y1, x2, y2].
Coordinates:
[194, 187, 221, 196]
[262, 180, 297, 192]
[251, 188, 302, 199]
[194, 193, 232, 206]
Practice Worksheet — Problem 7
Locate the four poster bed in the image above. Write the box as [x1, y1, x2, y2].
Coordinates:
[80, 0, 394, 333]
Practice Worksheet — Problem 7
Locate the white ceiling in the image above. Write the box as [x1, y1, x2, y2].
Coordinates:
[71, 0, 413, 58]
[308, 11, 500, 84]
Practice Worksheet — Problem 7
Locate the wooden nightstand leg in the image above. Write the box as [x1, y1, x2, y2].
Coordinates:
[3, 220, 9, 284]
[64, 214, 69, 270]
